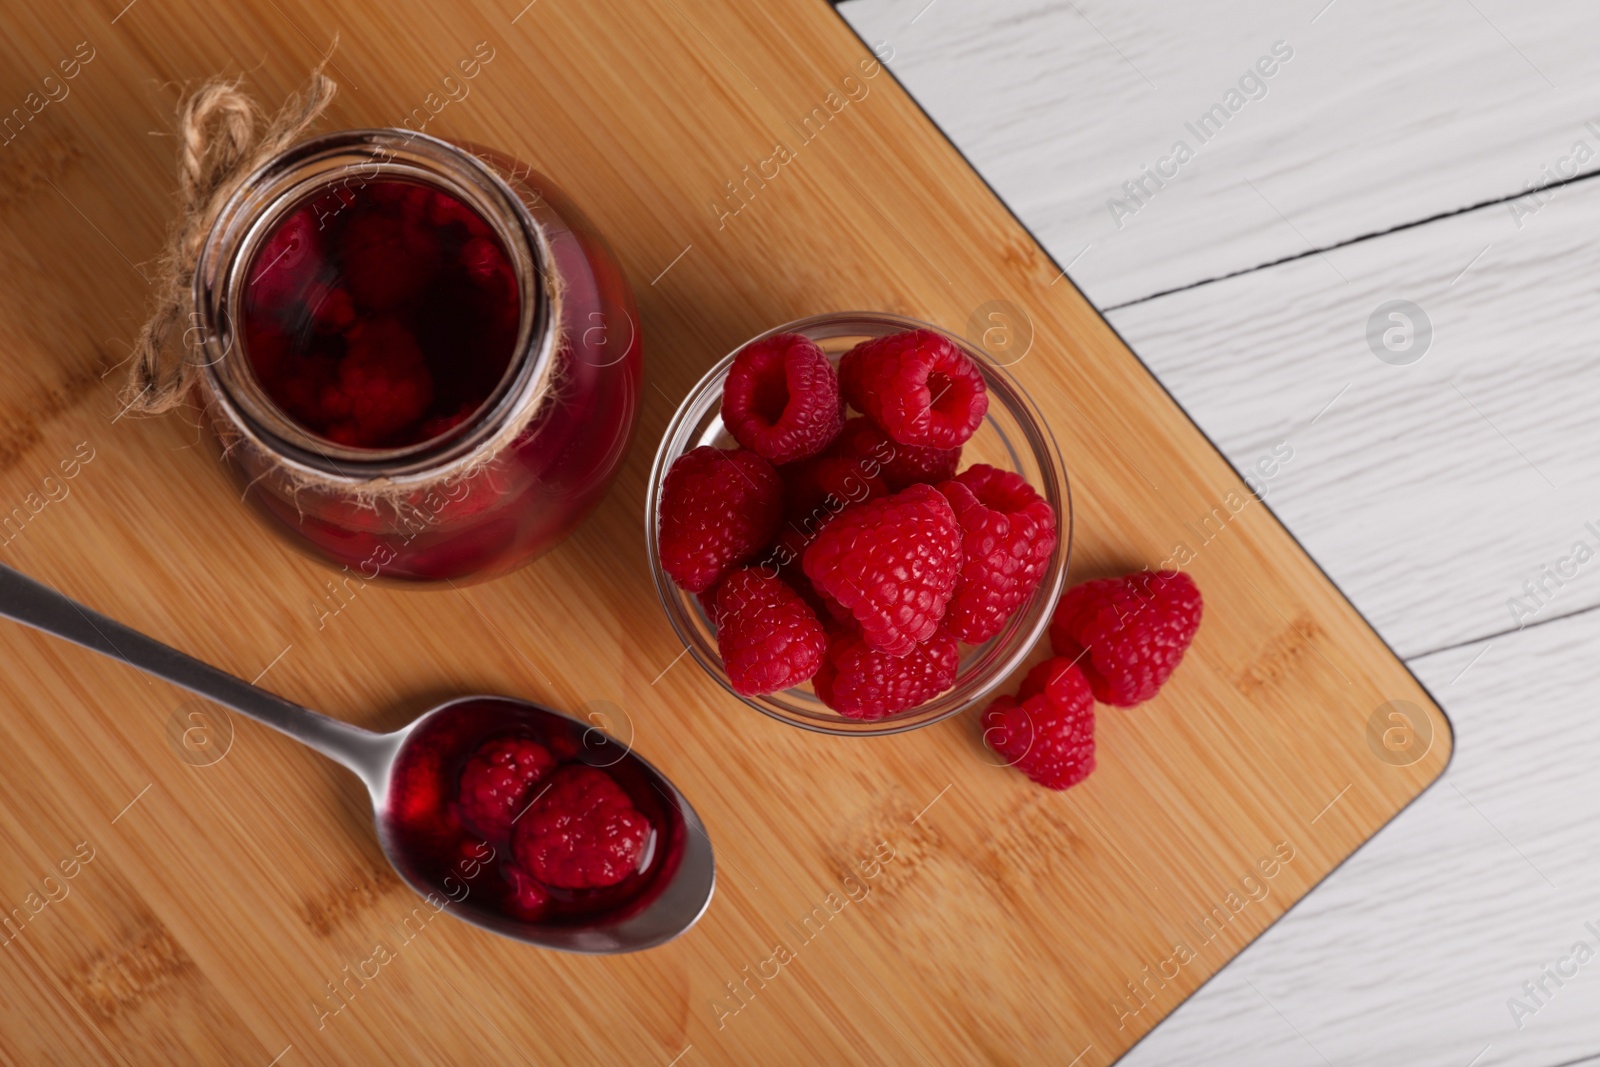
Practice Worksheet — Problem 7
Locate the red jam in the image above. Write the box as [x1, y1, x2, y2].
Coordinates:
[240, 179, 519, 450]
[198, 133, 643, 582]
[380, 698, 685, 932]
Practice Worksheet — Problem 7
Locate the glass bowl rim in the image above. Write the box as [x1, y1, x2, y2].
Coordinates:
[645, 310, 1073, 737]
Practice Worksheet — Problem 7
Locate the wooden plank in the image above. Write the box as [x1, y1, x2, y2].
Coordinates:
[0, 0, 1446, 1062]
[840, 0, 1600, 308]
[1107, 170, 1600, 660]
[1127, 612, 1600, 1067]
[988, 37, 1600, 1062]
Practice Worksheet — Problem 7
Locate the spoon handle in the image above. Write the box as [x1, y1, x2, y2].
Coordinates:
[0, 563, 395, 785]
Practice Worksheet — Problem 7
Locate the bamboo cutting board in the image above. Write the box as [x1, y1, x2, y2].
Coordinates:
[0, 1, 1448, 1063]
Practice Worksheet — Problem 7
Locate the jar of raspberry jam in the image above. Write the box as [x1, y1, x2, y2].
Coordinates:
[192, 130, 641, 582]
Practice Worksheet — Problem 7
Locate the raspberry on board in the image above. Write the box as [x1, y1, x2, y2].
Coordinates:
[983, 660, 1095, 790]
[1018, 656, 1087, 705]
[801, 483, 963, 657]
[813, 626, 960, 719]
[455, 736, 557, 843]
[839, 329, 988, 449]
[1049, 569, 1203, 706]
[936, 464, 1057, 644]
[658, 446, 784, 593]
[721, 333, 844, 464]
[512, 765, 651, 889]
[829, 415, 961, 492]
[715, 568, 828, 695]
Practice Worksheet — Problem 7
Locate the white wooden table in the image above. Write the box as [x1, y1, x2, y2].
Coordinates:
[836, 0, 1600, 1063]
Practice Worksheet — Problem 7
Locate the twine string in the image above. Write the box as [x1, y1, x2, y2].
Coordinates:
[123, 67, 337, 416]
[123, 62, 564, 507]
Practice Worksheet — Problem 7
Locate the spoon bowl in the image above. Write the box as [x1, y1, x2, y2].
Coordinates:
[0, 564, 715, 954]
[374, 696, 714, 953]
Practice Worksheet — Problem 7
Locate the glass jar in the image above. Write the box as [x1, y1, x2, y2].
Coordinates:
[192, 129, 641, 582]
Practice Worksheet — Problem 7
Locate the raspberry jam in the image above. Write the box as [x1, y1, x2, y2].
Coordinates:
[194, 130, 642, 581]
[239, 180, 520, 450]
[380, 698, 687, 936]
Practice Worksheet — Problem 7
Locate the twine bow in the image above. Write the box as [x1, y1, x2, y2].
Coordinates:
[122, 66, 337, 415]
[118, 60, 565, 506]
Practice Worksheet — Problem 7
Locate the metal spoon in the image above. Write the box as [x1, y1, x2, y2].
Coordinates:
[0, 563, 714, 954]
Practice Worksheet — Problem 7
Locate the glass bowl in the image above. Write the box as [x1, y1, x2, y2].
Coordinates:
[646, 312, 1071, 736]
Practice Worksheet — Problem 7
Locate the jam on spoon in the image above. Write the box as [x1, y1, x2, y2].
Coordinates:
[0, 564, 714, 953]
[382, 697, 689, 935]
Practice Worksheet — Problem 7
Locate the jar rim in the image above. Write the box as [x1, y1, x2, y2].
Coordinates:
[193, 128, 558, 486]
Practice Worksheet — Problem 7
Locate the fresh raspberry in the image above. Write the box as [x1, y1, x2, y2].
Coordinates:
[748, 534, 845, 618]
[1017, 656, 1086, 705]
[937, 464, 1057, 643]
[782, 453, 888, 527]
[513, 765, 651, 889]
[754, 527, 818, 591]
[812, 581, 853, 624]
[696, 581, 724, 627]
[982, 662, 1095, 790]
[721, 333, 843, 464]
[1049, 570, 1203, 706]
[792, 559, 846, 624]
[757, 456, 887, 582]
[705, 557, 832, 629]
[839, 329, 987, 448]
[715, 568, 827, 695]
[456, 737, 557, 842]
[814, 626, 959, 718]
[830, 415, 961, 491]
[802, 484, 962, 656]
[658, 446, 783, 593]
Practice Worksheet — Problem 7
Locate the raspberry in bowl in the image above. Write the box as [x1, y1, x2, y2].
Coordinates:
[647, 313, 1070, 735]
